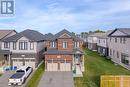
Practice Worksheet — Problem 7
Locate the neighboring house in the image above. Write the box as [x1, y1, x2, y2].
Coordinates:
[87, 32, 105, 51]
[1, 29, 45, 69]
[0, 30, 17, 67]
[97, 31, 113, 57]
[108, 28, 130, 70]
[44, 29, 84, 76]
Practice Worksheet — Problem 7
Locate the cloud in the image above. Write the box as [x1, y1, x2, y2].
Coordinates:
[0, 0, 130, 33]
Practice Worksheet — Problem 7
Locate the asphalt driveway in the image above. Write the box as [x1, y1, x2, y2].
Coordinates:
[0, 70, 34, 87]
[38, 71, 74, 87]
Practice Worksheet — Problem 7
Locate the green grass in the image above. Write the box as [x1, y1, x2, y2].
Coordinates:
[26, 63, 45, 87]
[0, 74, 2, 76]
[74, 48, 130, 87]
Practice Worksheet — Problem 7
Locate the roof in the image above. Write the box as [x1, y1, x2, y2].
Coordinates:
[43, 29, 82, 41]
[98, 30, 114, 39]
[88, 32, 106, 37]
[0, 50, 10, 54]
[108, 28, 130, 37]
[44, 33, 55, 40]
[0, 30, 16, 40]
[2, 29, 45, 42]
[44, 48, 84, 55]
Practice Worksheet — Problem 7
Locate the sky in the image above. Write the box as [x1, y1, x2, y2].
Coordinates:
[0, 0, 130, 34]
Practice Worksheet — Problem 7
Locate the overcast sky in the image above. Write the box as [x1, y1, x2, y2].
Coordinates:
[0, 0, 130, 34]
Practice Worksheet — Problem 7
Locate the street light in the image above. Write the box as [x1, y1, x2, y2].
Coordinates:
[21, 55, 25, 66]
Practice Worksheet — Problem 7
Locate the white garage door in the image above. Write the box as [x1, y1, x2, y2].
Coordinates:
[47, 63, 58, 71]
[60, 63, 71, 71]
[25, 60, 35, 69]
[13, 60, 23, 69]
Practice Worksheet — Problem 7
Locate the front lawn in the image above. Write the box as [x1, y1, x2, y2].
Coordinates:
[74, 49, 130, 87]
[26, 63, 45, 87]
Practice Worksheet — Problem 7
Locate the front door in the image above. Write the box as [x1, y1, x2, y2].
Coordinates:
[75, 55, 80, 64]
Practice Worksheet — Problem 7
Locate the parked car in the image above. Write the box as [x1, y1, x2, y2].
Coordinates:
[8, 66, 32, 85]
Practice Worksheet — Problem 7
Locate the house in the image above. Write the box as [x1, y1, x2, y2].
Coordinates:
[97, 31, 113, 57]
[87, 32, 105, 51]
[44, 29, 84, 76]
[108, 28, 130, 70]
[1, 29, 45, 69]
[0, 30, 17, 67]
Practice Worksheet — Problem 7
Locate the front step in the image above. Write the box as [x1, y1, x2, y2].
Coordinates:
[73, 65, 83, 77]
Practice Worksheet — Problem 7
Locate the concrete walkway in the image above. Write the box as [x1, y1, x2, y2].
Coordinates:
[38, 71, 74, 87]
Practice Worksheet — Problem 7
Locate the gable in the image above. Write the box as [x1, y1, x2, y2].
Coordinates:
[111, 30, 127, 36]
[18, 36, 30, 41]
[59, 33, 71, 38]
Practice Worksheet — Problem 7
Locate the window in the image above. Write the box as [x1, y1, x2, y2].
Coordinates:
[115, 38, 117, 43]
[113, 50, 115, 57]
[13, 42, 16, 50]
[99, 40, 100, 43]
[123, 38, 126, 44]
[110, 37, 112, 42]
[121, 53, 129, 65]
[4, 42, 9, 48]
[63, 41, 68, 48]
[120, 38, 122, 43]
[30, 42, 34, 50]
[19, 41, 28, 50]
[75, 42, 80, 48]
[110, 49, 112, 56]
[50, 41, 55, 48]
[117, 51, 119, 58]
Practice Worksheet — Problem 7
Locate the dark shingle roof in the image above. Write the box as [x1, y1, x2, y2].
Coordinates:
[2, 29, 45, 42]
[44, 33, 55, 41]
[108, 28, 130, 37]
[44, 48, 84, 55]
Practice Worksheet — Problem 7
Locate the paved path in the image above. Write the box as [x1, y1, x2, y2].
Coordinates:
[38, 71, 74, 87]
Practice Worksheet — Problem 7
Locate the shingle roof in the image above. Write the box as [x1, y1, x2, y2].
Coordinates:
[2, 29, 45, 42]
[0, 30, 16, 40]
[98, 30, 114, 38]
[0, 49, 10, 54]
[44, 48, 84, 55]
[88, 32, 106, 37]
[108, 28, 130, 36]
[44, 33, 55, 41]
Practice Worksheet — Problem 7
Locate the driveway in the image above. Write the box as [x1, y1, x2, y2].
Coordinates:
[0, 70, 34, 87]
[38, 71, 74, 87]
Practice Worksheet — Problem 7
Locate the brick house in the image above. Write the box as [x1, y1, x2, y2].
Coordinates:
[44, 29, 84, 76]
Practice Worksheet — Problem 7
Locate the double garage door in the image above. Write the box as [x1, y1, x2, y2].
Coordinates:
[12, 58, 35, 69]
[47, 62, 71, 71]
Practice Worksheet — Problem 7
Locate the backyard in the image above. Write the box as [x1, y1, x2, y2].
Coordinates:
[74, 49, 130, 87]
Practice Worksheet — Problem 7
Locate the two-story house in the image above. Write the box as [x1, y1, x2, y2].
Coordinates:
[44, 29, 84, 76]
[87, 32, 105, 51]
[0, 30, 16, 67]
[108, 28, 130, 70]
[97, 31, 112, 57]
[1, 29, 45, 69]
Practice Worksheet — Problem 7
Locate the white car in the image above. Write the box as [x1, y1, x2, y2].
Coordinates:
[8, 66, 32, 85]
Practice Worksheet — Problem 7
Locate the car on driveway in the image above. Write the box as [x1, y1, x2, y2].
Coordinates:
[8, 66, 32, 85]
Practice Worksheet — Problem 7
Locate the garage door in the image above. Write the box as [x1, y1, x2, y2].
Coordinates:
[25, 59, 35, 69]
[12, 59, 23, 69]
[60, 63, 71, 71]
[47, 63, 58, 71]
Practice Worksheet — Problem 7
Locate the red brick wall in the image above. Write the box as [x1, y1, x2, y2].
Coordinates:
[57, 38, 74, 50]
[45, 54, 72, 61]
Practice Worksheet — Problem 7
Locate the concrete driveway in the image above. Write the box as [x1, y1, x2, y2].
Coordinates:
[0, 70, 34, 87]
[38, 71, 74, 87]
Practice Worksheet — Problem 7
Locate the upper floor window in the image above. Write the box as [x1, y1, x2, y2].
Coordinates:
[19, 41, 28, 50]
[13, 42, 16, 50]
[30, 42, 34, 50]
[63, 41, 68, 48]
[115, 38, 117, 43]
[110, 37, 112, 42]
[123, 38, 126, 44]
[50, 41, 55, 48]
[4, 42, 9, 48]
[75, 42, 80, 48]
[120, 38, 122, 43]
[99, 40, 100, 43]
